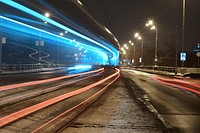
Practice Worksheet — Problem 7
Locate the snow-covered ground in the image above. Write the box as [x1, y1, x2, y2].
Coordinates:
[64, 77, 168, 133]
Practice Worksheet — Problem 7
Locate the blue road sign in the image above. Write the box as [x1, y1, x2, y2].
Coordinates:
[180, 52, 186, 61]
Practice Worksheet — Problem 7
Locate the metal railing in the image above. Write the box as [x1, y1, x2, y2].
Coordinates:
[1, 64, 64, 72]
[134, 66, 200, 75]
[2, 64, 42, 72]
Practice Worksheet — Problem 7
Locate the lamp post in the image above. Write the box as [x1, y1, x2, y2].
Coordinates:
[146, 20, 158, 66]
[38, 12, 50, 64]
[57, 32, 64, 67]
[129, 41, 135, 65]
[181, 0, 186, 67]
[57, 31, 68, 66]
[135, 33, 143, 65]
[151, 25, 158, 65]
[132, 43, 135, 63]
[138, 36, 144, 65]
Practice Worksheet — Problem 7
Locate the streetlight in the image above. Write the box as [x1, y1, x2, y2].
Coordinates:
[57, 32, 64, 66]
[129, 41, 136, 65]
[135, 33, 144, 65]
[151, 26, 158, 65]
[138, 36, 143, 65]
[38, 12, 50, 64]
[146, 20, 158, 66]
[181, 0, 186, 67]
[45, 12, 50, 18]
[135, 33, 139, 38]
[123, 51, 126, 55]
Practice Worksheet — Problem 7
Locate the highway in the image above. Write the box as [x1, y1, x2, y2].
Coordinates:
[122, 68, 200, 133]
[0, 68, 120, 132]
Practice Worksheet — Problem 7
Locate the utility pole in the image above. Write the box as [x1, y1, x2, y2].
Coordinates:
[181, 0, 186, 67]
[175, 25, 179, 75]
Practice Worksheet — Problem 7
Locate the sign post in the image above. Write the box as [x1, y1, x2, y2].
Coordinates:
[194, 43, 200, 72]
[180, 52, 186, 74]
[0, 37, 6, 72]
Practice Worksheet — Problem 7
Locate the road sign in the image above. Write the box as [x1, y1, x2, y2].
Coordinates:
[2, 37, 6, 44]
[180, 52, 186, 61]
[35, 41, 39, 46]
[40, 41, 44, 46]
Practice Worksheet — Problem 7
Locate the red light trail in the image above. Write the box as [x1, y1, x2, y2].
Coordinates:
[0, 70, 104, 105]
[0, 68, 104, 91]
[31, 69, 120, 132]
[0, 68, 120, 127]
[152, 76, 200, 95]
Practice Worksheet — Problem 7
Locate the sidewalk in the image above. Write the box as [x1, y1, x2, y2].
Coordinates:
[64, 77, 168, 133]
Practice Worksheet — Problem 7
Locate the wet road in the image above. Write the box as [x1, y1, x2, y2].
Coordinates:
[122, 69, 200, 133]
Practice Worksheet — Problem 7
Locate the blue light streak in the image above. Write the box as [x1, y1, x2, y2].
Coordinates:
[0, 0, 119, 65]
[68, 65, 92, 70]
[0, 15, 108, 65]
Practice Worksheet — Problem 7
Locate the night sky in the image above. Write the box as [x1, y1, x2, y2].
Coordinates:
[82, 0, 200, 52]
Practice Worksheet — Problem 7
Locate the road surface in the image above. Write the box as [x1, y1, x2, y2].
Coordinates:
[122, 69, 200, 133]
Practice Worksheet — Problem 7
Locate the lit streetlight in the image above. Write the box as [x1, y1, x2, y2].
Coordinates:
[146, 20, 158, 66]
[151, 26, 158, 65]
[135, 32, 139, 38]
[135, 33, 144, 65]
[45, 12, 50, 18]
[129, 41, 136, 65]
[38, 12, 50, 65]
[57, 33, 63, 66]
[57, 31, 68, 66]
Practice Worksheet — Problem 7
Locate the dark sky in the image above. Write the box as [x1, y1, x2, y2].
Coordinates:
[82, 0, 200, 52]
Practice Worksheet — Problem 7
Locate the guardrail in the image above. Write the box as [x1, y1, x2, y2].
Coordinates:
[1, 64, 65, 72]
[134, 66, 200, 75]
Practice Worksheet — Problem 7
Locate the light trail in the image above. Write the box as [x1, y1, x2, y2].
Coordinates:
[152, 76, 200, 95]
[0, 70, 104, 105]
[0, 15, 109, 65]
[172, 78, 200, 89]
[0, 69, 120, 127]
[31, 68, 120, 132]
[0, 0, 119, 65]
[0, 68, 104, 91]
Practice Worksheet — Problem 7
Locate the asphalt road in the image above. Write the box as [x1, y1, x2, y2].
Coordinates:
[122, 69, 200, 133]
